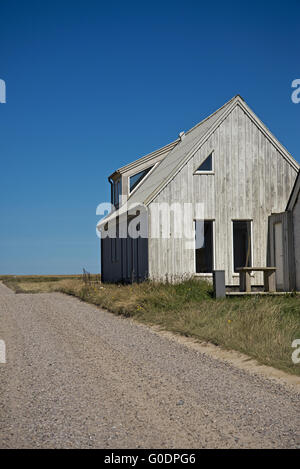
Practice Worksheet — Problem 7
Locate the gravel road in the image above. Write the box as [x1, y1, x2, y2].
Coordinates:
[0, 282, 299, 449]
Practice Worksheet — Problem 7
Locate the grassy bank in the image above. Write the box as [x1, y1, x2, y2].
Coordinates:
[1, 275, 300, 376]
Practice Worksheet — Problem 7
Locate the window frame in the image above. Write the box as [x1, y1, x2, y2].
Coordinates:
[194, 151, 214, 175]
[128, 163, 158, 196]
[231, 219, 253, 275]
[112, 178, 122, 208]
[194, 219, 215, 276]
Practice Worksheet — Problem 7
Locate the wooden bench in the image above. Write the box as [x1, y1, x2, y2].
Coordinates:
[236, 267, 277, 293]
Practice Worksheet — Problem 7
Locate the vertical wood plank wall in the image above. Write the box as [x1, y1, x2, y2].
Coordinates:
[148, 104, 298, 285]
[101, 236, 148, 283]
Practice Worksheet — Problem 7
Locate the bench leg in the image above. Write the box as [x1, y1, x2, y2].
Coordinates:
[239, 272, 245, 292]
[239, 272, 251, 292]
[245, 272, 251, 293]
[264, 271, 276, 292]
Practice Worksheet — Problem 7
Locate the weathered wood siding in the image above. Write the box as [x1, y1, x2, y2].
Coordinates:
[148, 103, 298, 285]
[293, 193, 300, 290]
[101, 235, 148, 283]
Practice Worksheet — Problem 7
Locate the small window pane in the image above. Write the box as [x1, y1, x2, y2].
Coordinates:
[195, 220, 213, 273]
[233, 221, 252, 272]
[197, 153, 212, 172]
[113, 179, 121, 207]
[129, 166, 153, 192]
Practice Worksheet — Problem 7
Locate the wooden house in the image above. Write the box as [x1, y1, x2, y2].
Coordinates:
[98, 95, 299, 286]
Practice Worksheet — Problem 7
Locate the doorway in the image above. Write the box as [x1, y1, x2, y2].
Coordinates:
[274, 222, 284, 290]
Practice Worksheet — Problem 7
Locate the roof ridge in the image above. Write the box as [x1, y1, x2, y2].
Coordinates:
[185, 94, 240, 136]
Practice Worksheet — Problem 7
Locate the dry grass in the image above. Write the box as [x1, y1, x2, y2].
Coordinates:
[1, 275, 300, 376]
[0, 275, 83, 293]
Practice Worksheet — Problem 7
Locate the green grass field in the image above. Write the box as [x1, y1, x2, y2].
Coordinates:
[1, 275, 300, 376]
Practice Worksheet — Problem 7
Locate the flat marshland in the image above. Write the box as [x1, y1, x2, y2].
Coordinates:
[1, 275, 300, 376]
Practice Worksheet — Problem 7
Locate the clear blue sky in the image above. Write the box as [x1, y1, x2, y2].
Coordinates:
[0, 0, 299, 274]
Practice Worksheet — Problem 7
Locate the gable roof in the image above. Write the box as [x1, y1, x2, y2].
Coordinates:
[98, 95, 299, 229]
[127, 95, 298, 207]
[286, 170, 300, 211]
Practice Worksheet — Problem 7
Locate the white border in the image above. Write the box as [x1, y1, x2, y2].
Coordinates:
[194, 151, 214, 175]
[128, 163, 159, 197]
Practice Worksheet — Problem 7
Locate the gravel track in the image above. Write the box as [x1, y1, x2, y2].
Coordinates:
[0, 282, 299, 448]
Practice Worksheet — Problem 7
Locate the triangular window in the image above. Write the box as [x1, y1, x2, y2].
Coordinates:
[129, 166, 153, 192]
[196, 153, 213, 172]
